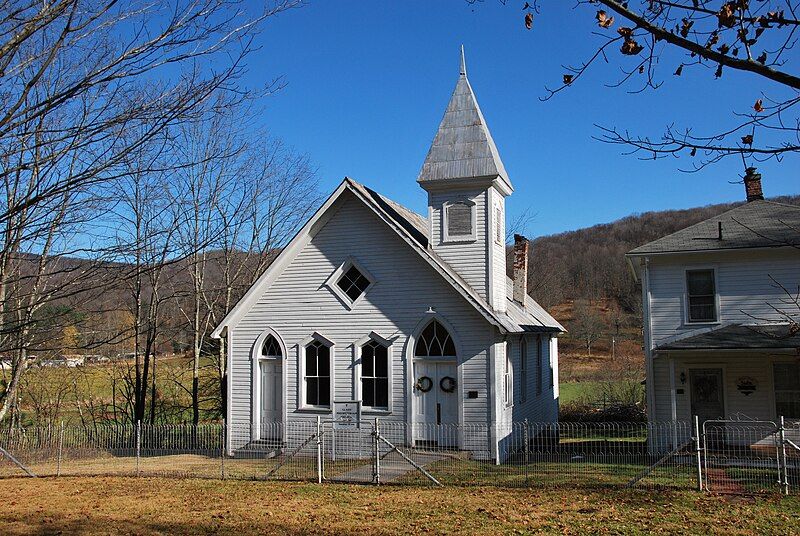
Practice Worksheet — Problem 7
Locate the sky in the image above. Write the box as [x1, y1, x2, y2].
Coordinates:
[241, 1, 798, 239]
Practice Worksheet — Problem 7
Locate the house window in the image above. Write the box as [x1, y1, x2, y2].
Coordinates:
[494, 205, 503, 244]
[261, 334, 282, 358]
[548, 337, 554, 388]
[304, 340, 331, 407]
[520, 337, 528, 403]
[686, 269, 717, 323]
[361, 340, 389, 409]
[414, 320, 456, 357]
[443, 200, 476, 242]
[774, 363, 800, 418]
[503, 345, 513, 407]
[336, 264, 371, 302]
[536, 335, 543, 395]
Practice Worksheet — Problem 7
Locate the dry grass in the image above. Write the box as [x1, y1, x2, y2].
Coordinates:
[0, 476, 798, 535]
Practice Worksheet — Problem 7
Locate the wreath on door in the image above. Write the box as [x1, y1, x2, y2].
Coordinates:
[439, 376, 457, 393]
[415, 376, 433, 393]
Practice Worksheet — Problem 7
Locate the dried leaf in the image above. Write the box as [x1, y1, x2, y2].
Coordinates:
[706, 31, 719, 49]
[621, 37, 643, 56]
[563, 74, 574, 85]
[674, 64, 683, 76]
[717, 2, 737, 29]
[596, 10, 614, 29]
[715, 64, 723, 78]
[754, 99, 763, 113]
[617, 27, 634, 38]
[525, 12, 533, 30]
[741, 134, 753, 145]
[638, 65, 645, 74]
[718, 44, 729, 55]
[690, 147, 697, 157]
[756, 51, 767, 64]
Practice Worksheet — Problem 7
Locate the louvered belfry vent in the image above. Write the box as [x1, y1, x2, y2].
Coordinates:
[447, 202, 472, 237]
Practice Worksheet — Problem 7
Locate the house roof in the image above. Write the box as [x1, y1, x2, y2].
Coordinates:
[417, 48, 512, 192]
[657, 323, 800, 351]
[212, 178, 562, 338]
[628, 199, 800, 256]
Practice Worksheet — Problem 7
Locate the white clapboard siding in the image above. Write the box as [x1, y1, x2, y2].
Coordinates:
[502, 335, 559, 424]
[228, 191, 495, 435]
[648, 252, 800, 348]
[429, 188, 488, 299]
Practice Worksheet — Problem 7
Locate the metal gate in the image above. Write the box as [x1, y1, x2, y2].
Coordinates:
[701, 417, 793, 494]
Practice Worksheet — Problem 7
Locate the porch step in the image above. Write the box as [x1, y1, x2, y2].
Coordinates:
[234, 439, 284, 458]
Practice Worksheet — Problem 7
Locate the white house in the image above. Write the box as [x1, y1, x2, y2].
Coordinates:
[627, 170, 800, 429]
[212, 51, 563, 459]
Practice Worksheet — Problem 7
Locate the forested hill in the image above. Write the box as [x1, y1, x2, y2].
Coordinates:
[525, 195, 800, 313]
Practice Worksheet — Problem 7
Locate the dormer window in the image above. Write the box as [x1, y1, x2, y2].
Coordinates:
[686, 269, 717, 323]
[443, 199, 477, 242]
[325, 258, 376, 309]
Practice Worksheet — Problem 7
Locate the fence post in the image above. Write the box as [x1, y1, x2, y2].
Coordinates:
[523, 419, 529, 486]
[316, 416, 322, 484]
[221, 420, 226, 480]
[135, 420, 141, 477]
[779, 416, 789, 495]
[693, 416, 702, 491]
[56, 421, 64, 477]
[374, 417, 381, 486]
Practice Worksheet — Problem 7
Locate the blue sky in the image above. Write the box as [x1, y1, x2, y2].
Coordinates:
[244, 1, 798, 238]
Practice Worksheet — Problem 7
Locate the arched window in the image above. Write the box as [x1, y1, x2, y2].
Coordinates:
[261, 334, 282, 358]
[414, 320, 456, 358]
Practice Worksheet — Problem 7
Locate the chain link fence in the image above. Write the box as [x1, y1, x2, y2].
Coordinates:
[1, 419, 797, 494]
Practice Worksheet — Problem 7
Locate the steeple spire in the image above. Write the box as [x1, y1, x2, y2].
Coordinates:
[417, 49, 512, 193]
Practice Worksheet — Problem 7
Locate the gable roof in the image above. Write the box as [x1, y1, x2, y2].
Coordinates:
[627, 199, 800, 256]
[212, 178, 562, 338]
[417, 52, 512, 192]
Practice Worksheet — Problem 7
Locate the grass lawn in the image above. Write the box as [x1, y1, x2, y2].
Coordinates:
[0, 476, 798, 535]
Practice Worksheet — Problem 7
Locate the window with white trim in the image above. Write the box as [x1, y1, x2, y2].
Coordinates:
[337, 264, 371, 302]
[325, 258, 376, 308]
[520, 337, 528, 403]
[361, 340, 389, 409]
[503, 344, 513, 407]
[304, 340, 331, 407]
[261, 334, 282, 358]
[686, 269, 717, 323]
[443, 200, 476, 242]
[414, 320, 456, 357]
[774, 363, 800, 418]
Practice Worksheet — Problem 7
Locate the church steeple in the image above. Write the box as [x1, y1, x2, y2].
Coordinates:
[417, 47, 512, 194]
[418, 48, 512, 313]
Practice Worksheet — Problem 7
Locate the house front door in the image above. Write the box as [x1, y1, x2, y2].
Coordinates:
[259, 359, 282, 440]
[690, 368, 725, 423]
[413, 361, 458, 447]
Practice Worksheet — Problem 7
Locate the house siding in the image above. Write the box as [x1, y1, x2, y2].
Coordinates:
[504, 334, 559, 424]
[647, 251, 800, 348]
[227, 191, 498, 448]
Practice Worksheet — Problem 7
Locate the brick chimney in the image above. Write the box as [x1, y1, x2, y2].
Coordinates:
[743, 167, 764, 202]
[512, 234, 529, 304]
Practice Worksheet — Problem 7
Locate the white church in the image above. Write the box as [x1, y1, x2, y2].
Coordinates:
[212, 50, 563, 459]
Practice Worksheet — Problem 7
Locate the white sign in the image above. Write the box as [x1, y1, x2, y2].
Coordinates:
[333, 400, 361, 430]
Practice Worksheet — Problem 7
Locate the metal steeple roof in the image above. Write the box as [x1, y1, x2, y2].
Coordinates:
[417, 47, 512, 192]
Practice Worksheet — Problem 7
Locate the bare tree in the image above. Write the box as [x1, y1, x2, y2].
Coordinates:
[484, 1, 800, 171]
[0, 0, 301, 423]
[571, 299, 606, 356]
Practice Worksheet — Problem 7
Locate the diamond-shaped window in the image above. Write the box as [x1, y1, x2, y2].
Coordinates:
[336, 265, 371, 302]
